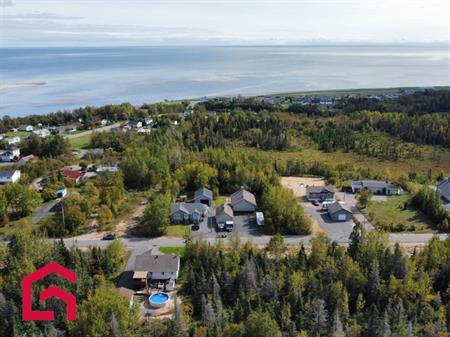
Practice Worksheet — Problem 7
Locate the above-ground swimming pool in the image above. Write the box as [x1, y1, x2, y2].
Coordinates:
[149, 293, 170, 308]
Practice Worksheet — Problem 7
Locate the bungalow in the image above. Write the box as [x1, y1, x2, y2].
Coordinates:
[328, 202, 352, 222]
[170, 202, 208, 224]
[436, 178, 450, 202]
[18, 154, 36, 165]
[133, 249, 180, 290]
[0, 170, 21, 184]
[351, 180, 403, 195]
[4, 137, 21, 146]
[0, 148, 20, 162]
[18, 125, 33, 132]
[59, 168, 85, 185]
[32, 129, 50, 138]
[307, 185, 336, 201]
[215, 203, 234, 230]
[230, 187, 257, 213]
[193, 187, 213, 206]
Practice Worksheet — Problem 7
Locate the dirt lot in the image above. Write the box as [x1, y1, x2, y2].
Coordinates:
[281, 176, 326, 235]
[281, 176, 326, 198]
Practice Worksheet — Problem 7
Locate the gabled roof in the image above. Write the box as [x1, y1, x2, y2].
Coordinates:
[59, 169, 84, 181]
[328, 202, 352, 215]
[170, 202, 208, 215]
[230, 188, 256, 206]
[194, 187, 213, 200]
[437, 179, 450, 199]
[307, 185, 336, 194]
[0, 170, 19, 178]
[216, 203, 233, 217]
[134, 249, 180, 273]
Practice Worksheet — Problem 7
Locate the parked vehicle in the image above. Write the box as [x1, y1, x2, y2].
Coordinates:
[102, 233, 116, 240]
[312, 200, 320, 206]
[191, 224, 200, 231]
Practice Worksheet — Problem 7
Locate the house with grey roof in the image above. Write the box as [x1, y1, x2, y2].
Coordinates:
[133, 248, 180, 289]
[230, 187, 257, 213]
[351, 180, 403, 195]
[215, 203, 234, 227]
[307, 185, 336, 201]
[437, 178, 450, 202]
[193, 187, 213, 206]
[0, 170, 21, 184]
[328, 202, 352, 222]
[170, 202, 208, 224]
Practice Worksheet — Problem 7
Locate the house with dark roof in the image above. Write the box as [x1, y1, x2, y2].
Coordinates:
[0, 148, 20, 162]
[437, 178, 450, 202]
[18, 125, 33, 132]
[328, 202, 352, 222]
[193, 187, 213, 206]
[230, 187, 257, 213]
[0, 170, 21, 184]
[351, 180, 403, 195]
[133, 249, 180, 289]
[170, 202, 208, 224]
[307, 185, 336, 201]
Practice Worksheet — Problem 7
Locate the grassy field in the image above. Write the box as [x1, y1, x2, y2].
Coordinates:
[166, 225, 190, 237]
[5, 130, 30, 137]
[69, 134, 92, 149]
[362, 195, 435, 233]
[159, 246, 185, 256]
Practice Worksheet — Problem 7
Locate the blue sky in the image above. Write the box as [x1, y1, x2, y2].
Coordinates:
[1, 0, 449, 46]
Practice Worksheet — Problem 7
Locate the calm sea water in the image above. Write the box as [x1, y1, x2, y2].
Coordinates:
[0, 45, 449, 116]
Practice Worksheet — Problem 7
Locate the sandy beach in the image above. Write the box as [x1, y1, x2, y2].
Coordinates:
[0, 82, 46, 91]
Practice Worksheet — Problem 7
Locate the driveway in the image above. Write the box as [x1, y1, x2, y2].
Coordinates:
[31, 199, 59, 224]
[337, 192, 374, 231]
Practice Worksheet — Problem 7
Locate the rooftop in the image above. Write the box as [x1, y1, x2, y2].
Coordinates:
[134, 249, 180, 273]
[328, 202, 352, 215]
[230, 187, 257, 206]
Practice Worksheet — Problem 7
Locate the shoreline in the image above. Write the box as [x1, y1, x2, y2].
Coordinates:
[0, 81, 46, 91]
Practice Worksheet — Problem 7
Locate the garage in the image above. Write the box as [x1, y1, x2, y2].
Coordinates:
[328, 202, 353, 222]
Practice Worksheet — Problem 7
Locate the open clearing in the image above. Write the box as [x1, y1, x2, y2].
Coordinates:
[281, 176, 325, 235]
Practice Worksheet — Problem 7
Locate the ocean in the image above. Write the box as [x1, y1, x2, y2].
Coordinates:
[0, 44, 449, 116]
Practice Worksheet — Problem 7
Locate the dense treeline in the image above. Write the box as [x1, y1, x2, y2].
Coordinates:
[176, 228, 450, 337]
[411, 187, 449, 231]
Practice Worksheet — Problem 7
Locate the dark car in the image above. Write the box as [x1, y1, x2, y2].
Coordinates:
[102, 233, 116, 240]
[312, 200, 320, 206]
[191, 225, 200, 231]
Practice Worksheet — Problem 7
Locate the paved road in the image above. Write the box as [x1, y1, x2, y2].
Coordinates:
[32, 199, 59, 224]
[62, 122, 121, 139]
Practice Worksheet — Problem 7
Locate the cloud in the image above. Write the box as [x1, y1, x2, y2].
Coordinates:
[0, 0, 14, 7]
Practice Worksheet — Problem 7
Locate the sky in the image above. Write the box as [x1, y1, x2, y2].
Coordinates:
[0, 0, 449, 46]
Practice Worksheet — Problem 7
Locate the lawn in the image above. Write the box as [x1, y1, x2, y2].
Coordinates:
[68, 134, 92, 149]
[214, 196, 227, 206]
[166, 225, 190, 237]
[5, 131, 30, 137]
[362, 195, 435, 232]
[159, 246, 185, 256]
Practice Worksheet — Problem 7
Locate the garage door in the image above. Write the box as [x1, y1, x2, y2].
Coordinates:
[338, 214, 347, 221]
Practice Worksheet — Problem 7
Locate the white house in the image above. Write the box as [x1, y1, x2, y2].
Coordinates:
[0, 148, 20, 162]
[19, 125, 33, 132]
[4, 137, 21, 146]
[32, 129, 51, 138]
[0, 170, 21, 184]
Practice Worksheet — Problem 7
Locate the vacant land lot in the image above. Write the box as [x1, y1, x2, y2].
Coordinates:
[69, 134, 92, 149]
[362, 195, 434, 233]
[280, 176, 325, 198]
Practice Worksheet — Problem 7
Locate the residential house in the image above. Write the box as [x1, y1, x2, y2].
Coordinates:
[19, 125, 33, 132]
[32, 129, 51, 138]
[0, 170, 21, 184]
[133, 249, 180, 289]
[230, 187, 257, 213]
[436, 178, 450, 202]
[96, 166, 119, 173]
[215, 203, 234, 230]
[18, 154, 36, 165]
[193, 187, 213, 206]
[144, 118, 154, 126]
[101, 119, 108, 126]
[59, 168, 85, 185]
[307, 185, 336, 201]
[0, 148, 20, 162]
[328, 202, 352, 222]
[351, 180, 403, 195]
[4, 137, 21, 146]
[170, 202, 208, 224]
[58, 125, 78, 133]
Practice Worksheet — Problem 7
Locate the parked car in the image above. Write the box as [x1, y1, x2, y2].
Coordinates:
[312, 200, 320, 206]
[191, 224, 200, 231]
[218, 232, 227, 238]
[102, 233, 116, 240]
